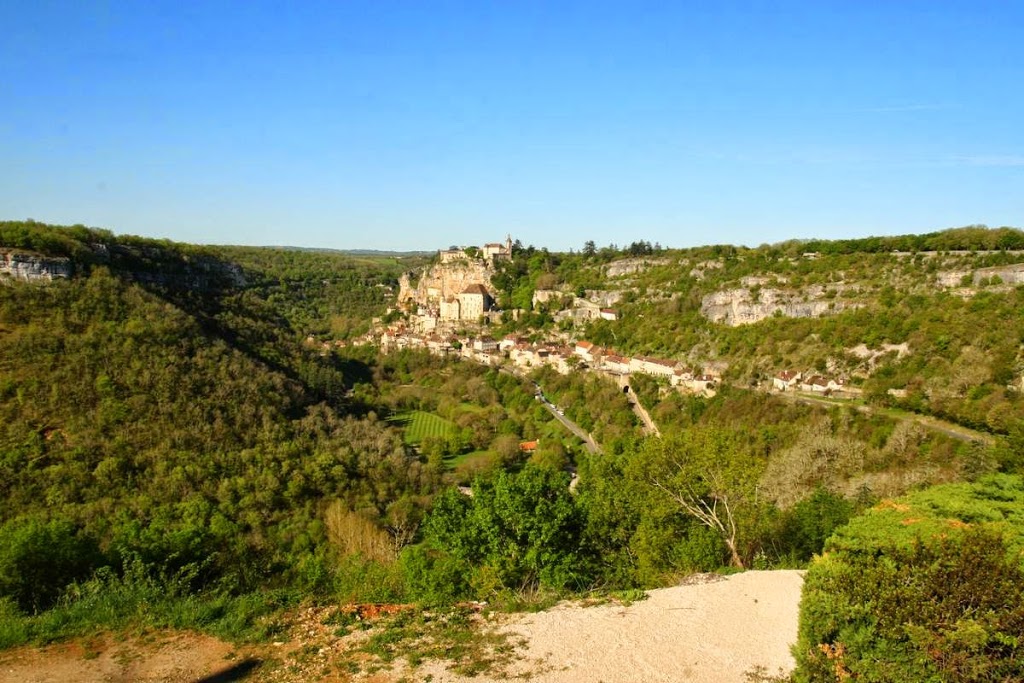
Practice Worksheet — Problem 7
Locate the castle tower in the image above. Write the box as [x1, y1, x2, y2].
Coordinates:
[505, 234, 512, 254]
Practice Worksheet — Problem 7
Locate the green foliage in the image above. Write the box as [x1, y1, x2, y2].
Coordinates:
[0, 516, 103, 613]
[0, 222, 438, 640]
[0, 555, 294, 647]
[416, 466, 591, 598]
[635, 429, 770, 567]
[794, 475, 1024, 682]
[6, 220, 1024, 656]
[775, 488, 855, 563]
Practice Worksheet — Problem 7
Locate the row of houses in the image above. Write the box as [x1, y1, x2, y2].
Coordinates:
[570, 340, 718, 392]
[373, 326, 719, 394]
[352, 329, 855, 400]
[772, 370, 850, 394]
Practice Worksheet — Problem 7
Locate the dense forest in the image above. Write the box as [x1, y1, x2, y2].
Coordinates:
[2, 221, 1023, 680]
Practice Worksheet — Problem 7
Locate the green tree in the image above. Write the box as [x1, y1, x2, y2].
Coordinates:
[420, 466, 590, 594]
[638, 430, 767, 567]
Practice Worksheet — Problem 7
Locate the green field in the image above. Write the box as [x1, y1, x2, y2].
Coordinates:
[388, 410, 456, 445]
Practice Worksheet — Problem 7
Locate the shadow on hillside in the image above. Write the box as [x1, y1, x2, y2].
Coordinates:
[192, 658, 262, 682]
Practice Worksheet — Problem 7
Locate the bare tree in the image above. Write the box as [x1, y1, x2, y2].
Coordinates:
[640, 431, 764, 568]
[651, 471, 743, 568]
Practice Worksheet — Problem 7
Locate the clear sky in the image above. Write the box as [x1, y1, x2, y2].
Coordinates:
[2, 1, 1022, 251]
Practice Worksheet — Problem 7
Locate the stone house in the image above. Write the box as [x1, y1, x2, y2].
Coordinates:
[574, 340, 596, 362]
[630, 356, 678, 377]
[472, 336, 498, 353]
[801, 375, 830, 393]
[773, 370, 802, 391]
[458, 284, 493, 320]
[603, 354, 631, 374]
[439, 297, 461, 320]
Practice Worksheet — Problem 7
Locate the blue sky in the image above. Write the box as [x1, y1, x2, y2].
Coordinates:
[2, 1, 1022, 251]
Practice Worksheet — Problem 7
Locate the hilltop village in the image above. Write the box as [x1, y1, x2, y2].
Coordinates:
[349, 237, 855, 399]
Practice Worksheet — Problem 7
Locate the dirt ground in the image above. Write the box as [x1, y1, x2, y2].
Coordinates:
[0, 570, 804, 683]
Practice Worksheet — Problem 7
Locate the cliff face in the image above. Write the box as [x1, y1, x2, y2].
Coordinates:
[398, 258, 495, 306]
[1, 245, 246, 292]
[0, 250, 73, 282]
[936, 263, 1024, 288]
[701, 286, 857, 326]
[605, 257, 671, 278]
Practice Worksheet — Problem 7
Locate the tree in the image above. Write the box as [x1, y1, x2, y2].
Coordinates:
[420, 466, 590, 593]
[0, 516, 103, 612]
[583, 240, 596, 257]
[637, 430, 766, 567]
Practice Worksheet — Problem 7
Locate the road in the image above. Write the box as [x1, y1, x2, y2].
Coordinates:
[625, 392, 661, 437]
[497, 366, 603, 454]
[534, 385, 603, 454]
[774, 390, 995, 445]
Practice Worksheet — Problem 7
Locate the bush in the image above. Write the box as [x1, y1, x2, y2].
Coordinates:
[417, 466, 592, 597]
[0, 517, 104, 613]
[777, 488, 854, 562]
[793, 475, 1024, 682]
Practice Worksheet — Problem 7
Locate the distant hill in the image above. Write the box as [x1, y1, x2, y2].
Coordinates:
[264, 245, 433, 258]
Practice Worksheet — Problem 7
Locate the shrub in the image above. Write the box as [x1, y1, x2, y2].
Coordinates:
[793, 475, 1024, 682]
[417, 466, 592, 597]
[0, 517, 104, 613]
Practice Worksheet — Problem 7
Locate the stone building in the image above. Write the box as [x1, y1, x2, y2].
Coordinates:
[458, 284, 493, 320]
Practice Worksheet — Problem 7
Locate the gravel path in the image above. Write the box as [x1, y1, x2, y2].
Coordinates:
[0, 570, 804, 683]
[419, 569, 805, 682]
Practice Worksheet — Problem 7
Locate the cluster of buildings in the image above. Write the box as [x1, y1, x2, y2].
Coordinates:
[422, 283, 496, 324]
[772, 370, 852, 395]
[351, 236, 852, 401]
[438, 236, 514, 265]
[365, 325, 720, 394]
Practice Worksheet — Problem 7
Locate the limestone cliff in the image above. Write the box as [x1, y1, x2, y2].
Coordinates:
[0, 250, 73, 282]
[604, 257, 671, 278]
[701, 286, 858, 326]
[1, 244, 245, 292]
[936, 263, 1024, 288]
[398, 257, 496, 307]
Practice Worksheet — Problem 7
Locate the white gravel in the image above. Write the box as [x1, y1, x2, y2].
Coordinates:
[420, 569, 805, 683]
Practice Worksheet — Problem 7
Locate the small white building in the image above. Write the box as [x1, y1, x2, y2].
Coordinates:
[473, 336, 498, 353]
[773, 370, 802, 391]
[603, 354, 631, 374]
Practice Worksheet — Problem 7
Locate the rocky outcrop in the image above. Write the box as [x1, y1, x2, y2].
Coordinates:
[701, 287, 857, 326]
[936, 263, 1024, 288]
[0, 250, 73, 282]
[94, 243, 246, 291]
[584, 289, 623, 307]
[1, 244, 245, 292]
[532, 289, 565, 306]
[398, 258, 496, 307]
[605, 257, 671, 278]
